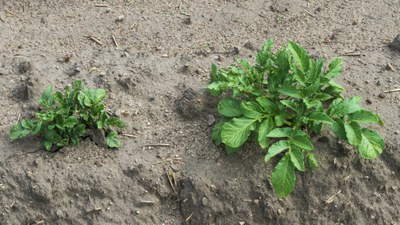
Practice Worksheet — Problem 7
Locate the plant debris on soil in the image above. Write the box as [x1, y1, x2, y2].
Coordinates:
[0, 1, 399, 225]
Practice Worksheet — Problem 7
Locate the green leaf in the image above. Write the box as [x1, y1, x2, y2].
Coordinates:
[267, 127, 292, 138]
[221, 118, 256, 148]
[274, 114, 285, 126]
[31, 121, 42, 135]
[358, 128, 384, 159]
[256, 97, 277, 113]
[212, 120, 224, 145]
[307, 153, 318, 170]
[258, 117, 274, 149]
[72, 80, 82, 91]
[344, 122, 362, 146]
[106, 117, 125, 128]
[309, 112, 334, 124]
[290, 148, 305, 171]
[44, 141, 53, 151]
[64, 116, 78, 128]
[329, 96, 361, 117]
[277, 87, 302, 98]
[240, 101, 263, 119]
[324, 58, 343, 80]
[94, 88, 106, 104]
[106, 131, 121, 148]
[292, 135, 313, 151]
[10, 123, 30, 140]
[218, 99, 243, 117]
[331, 119, 347, 140]
[271, 155, 296, 197]
[288, 41, 310, 73]
[324, 80, 344, 95]
[225, 145, 239, 154]
[265, 140, 290, 163]
[348, 110, 383, 125]
[38, 86, 55, 108]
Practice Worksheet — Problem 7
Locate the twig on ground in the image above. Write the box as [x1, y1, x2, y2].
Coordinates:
[122, 133, 136, 138]
[94, 4, 108, 7]
[5, 9, 17, 17]
[85, 35, 103, 45]
[0, 16, 5, 22]
[88, 67, 99, 73]
[140, 200, 156, 205]
[340, 52, 362, 56]
[129, 22, 138, 29]
[111, 33, 119, 48]
[166, 168, 177, 194]
[383, 88, 400, 93]
[325, 189, 342, 204]
[87, 207, 102, 213]
[143, 143, 171, 147]
[305, 10, 315, 18]
[185, 212, 194, 221]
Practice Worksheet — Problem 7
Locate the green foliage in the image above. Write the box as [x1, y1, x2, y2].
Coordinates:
[208, 40, 384, 197]
[10, 80, 125, 151]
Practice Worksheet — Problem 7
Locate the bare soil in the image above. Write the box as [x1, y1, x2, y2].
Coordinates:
[0, 0, 399, 224]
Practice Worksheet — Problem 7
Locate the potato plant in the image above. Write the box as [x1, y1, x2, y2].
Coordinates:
[209, 40, 384, 197]
[10, 80, 124, 151]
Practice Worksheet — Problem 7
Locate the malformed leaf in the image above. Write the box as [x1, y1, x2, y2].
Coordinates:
[292, 135, 314, 151]
[358, 128, 384, 159]
[265, 140, 290, 163]
[218, 99, 243, 117]
[290, 148, 305, 171]
[221, 118, 256, 148]
[271, 155, 296, 197]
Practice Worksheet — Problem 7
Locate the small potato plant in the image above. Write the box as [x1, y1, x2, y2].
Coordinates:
[10, 80, 125, 151]
[209, 40, 384, 197]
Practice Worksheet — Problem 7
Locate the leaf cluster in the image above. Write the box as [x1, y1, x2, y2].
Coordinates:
[10, 80, 125, 151]
[209, 40, 384, 197]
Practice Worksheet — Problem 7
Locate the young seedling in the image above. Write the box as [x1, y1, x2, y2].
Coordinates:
[10, 80, 125, 151]
[209, 40, 384, 197]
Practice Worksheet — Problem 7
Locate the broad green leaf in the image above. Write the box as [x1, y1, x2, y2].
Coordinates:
[106, 117, 125, 128]
[31, 121, 42, 135]
[307, 153, 318, 170]
[97, 120, 105, 129]
[309, 112, 333, 124]
[315, 92, 333, 101]
[256, 39, 274, 67]
[94, 89, 106, 104]
[73, 124, 86, 137]
[290, 148, 305, 171]
[331, 119, 347, 140]
[258, 117, 274, 149]
[274, 113, 285, 126]
[267, 127, 292, 138]
[218, 99, 243, 117]
[288, 41, 310, 73]
[277, 87, 302, 98]
[212, 121, 224, 145]
[256, 97, 277, 113]
[106, 131, 121, 148]
[54, 91, 64, 104]
[64, 116, 78, 128]
[324, 58, 343, 80]
[324, 80, 344, 95]
[72, 80, 82, 91]
[280, 100, 302, 113]
[10, 124, 30, 140]
[344, 122, 362, 146]
[348, 110, 383, 125]
[358, 128, 384, 159]
[38, 86, 54, 108]
[225, 145, 239, 154]
[292, 135, 314, 151]
[240, 101, 263, 119]
[304, 81, 320, 97]
[221, 118, 256, 148]
[44, 141, 53, 151]
[271, 155, 296, 197]
[265, 140, 290, 163]
[329, 96, 361, 117]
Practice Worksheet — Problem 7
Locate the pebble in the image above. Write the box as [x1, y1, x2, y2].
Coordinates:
[378, 93, 386, 99]
[206, 114, 215, 126]
[395, 130, 399, 135]
[201, 197, 208, 206]
[116, 15, 124, 22]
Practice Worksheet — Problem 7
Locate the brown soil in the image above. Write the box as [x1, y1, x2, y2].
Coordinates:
[0, 0, 399, 224]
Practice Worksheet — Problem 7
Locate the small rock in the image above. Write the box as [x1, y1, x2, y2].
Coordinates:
[201, 197, 208, 206]
[183, 17, 192, 25]
[116, 15, 124, 22]
[89, 129, 107, 148]
[65, 63, 80, 76]
[206, 114, 215, 126]
[395, 130, 399, 135]
[0, 67, 8, 75]
[56, 209, 64, 217]
[389, 35, 400, 51]
[385, 63, 395, 71]
[243, 41, 255, 50]
[378, 93, 386, 99]
[135, 210, 140, 215]
[366, 99, 372, 104]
